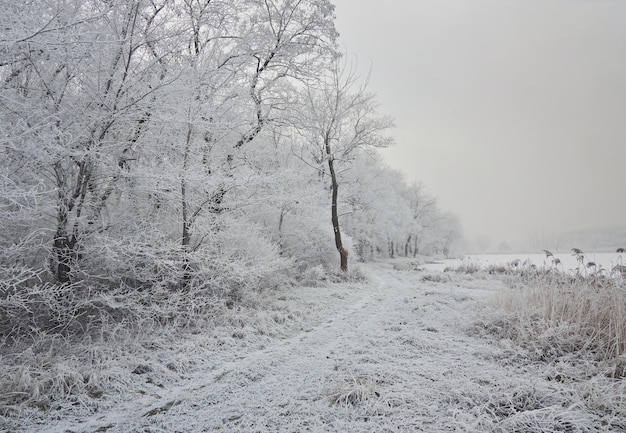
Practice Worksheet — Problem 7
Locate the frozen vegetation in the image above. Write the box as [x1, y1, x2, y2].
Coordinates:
[2, 258, 626, 432]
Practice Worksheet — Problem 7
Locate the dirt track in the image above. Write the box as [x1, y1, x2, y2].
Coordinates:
[27, 262, 620, 433]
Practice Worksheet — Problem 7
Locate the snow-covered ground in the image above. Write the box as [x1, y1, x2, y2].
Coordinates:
[5, 260, 625, 432]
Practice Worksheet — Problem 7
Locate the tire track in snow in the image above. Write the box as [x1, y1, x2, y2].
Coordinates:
[42, 266, 393, 433]
[111, 263, 426, 432]
[37, 262, 513, 433]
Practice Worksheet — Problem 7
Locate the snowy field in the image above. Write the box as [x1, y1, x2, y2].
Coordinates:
[3, 260, 625, 432]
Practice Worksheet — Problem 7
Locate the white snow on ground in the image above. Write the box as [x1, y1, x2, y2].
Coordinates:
[5, 261, 626, 432]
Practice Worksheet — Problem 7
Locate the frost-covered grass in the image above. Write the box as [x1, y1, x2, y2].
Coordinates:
[447, 250, 626, 362]
[468, 254, 626, 432]
[473, 289, 626, 432]
[452, 251, 626, 363]
[2, 260, 626, 432]
[492, 266, 626, 363]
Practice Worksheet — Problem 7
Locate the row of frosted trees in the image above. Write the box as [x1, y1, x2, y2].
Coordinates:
[1, 0, 461, 306]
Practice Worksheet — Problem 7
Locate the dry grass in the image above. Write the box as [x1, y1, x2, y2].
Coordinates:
[454, 250, 626, 361]
[445, 259, 482, 274]
[446, 258, 537, 276]
[470, 257, 626, 432]
[329, 376, 381, 407]
[494, 269, 626, 361]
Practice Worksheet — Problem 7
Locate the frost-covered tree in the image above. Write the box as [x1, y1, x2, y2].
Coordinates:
[340, 163, 463, 260]
[405, 183, 438, 257]
[401, 184, 462, 257]
[296, 56, 394, 271]
[236, 130, 339, 271]
[166, 0, 337, 285]
[0, 0, 338, 287]
[0, 0, 176, 283]
[340, 155, 409, 260]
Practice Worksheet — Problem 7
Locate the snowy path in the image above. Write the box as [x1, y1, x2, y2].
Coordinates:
[25, 262, 598, 432]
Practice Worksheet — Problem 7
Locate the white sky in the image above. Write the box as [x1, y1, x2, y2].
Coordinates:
[332, 0, 626, 245]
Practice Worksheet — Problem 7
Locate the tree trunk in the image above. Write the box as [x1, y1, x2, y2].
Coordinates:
[51, 160, 91, 284]
[180, 125, 193, 286]
[181, 177, 192, 285]
[327, 154, 348, 272]
[53, 230, 76, 284]
[405, 235, 412, 257]
[278, 208, 286, 256]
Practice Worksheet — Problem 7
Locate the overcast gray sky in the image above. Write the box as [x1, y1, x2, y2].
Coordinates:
[332, 0, 626, 246]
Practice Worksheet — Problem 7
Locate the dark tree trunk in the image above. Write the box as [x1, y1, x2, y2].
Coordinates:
[180, 125, 193, 286]
[405, 235, 412, 257]
[327, 152, 348, 272]
[52, 159, 91, 284]
[53, 231, 77, 284]
[278, 207, 289, 256]
[181, 179, 192, 285]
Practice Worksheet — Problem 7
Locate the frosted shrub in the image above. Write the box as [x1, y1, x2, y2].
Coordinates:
[300, 264, 327, 286]
[76, 229, 185, 289]
[421, 273, 450, 283]
[0, 215, 289, 346]
[279, 215, 341, 271]
[186, 219, 290, 301]
[0, 225, 50, 317]
[1, 282, 85, 340]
